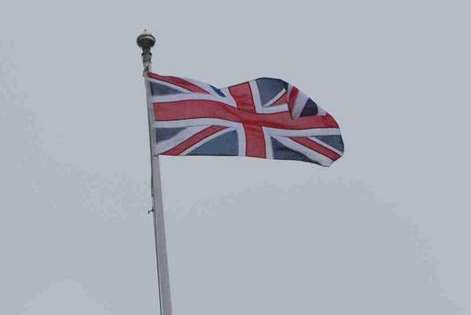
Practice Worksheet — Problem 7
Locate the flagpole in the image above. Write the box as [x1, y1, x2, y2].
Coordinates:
[137, 30, 173, 315]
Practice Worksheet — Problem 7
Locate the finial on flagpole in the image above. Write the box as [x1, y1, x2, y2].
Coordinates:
[137, 30, 156, 72]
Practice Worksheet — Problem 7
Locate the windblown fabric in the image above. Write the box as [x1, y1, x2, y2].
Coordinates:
[146, 72, 344, 166]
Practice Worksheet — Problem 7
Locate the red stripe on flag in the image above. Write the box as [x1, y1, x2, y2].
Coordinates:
[162, 126, 226, 155]
[148, 72, 209, 94]
[229, 83, 256, 113]
[272, 91, 288, 106]
[288, 87, 300, 114]
[154, 100, 339, 130]
[290, 137, 341, 161]
[243, 125, 266, 158]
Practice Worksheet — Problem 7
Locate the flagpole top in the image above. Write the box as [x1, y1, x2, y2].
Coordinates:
[137, 30, 156, 72]
[137, 30, 156, 50]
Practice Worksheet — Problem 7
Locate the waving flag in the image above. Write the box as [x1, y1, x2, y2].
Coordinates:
[146, 72, 344, 166]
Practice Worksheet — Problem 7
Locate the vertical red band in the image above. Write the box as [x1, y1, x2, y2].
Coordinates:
[244, 125, 266, 158]
[228, 82, 266, 157]
[288, 87, 299, 114]
[229, 83, 256, 113]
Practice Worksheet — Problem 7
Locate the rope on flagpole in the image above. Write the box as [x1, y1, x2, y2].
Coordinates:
[137, 30, 173, 315]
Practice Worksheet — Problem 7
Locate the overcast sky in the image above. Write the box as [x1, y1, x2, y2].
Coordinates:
[1, 0, 470, 314]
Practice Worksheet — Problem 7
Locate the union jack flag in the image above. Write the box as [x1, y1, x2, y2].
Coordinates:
[146, 72, 344, 166]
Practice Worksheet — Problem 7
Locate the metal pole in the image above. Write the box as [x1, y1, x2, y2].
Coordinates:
[137, 30, 173, 315]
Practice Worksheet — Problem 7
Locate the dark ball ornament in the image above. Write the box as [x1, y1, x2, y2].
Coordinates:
[137, 30, 156, 71]
[137, 30, 156, 50]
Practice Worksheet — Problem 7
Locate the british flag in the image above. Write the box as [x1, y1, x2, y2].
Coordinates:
[146, 72, 344, 166]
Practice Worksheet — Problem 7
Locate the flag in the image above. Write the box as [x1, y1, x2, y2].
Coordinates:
[146, 72, 344, 166]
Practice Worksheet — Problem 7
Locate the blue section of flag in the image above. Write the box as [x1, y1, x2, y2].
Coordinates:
[313, 135, 344, 152]
[187, 131, 239, 156]
[156, 127, 185, 143]
[150, 82, 182, 95]
[255, 78, 287, 105]
[271, 137, 313, 164]
[300, 99, 318, 117]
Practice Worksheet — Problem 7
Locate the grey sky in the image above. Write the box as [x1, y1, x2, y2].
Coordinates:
[1, 0, 470, 314]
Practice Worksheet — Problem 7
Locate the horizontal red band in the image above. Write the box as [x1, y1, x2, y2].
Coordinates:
[154, 100, 339, 130]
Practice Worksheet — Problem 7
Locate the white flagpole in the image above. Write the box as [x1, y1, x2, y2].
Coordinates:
[137, 30, 173, 315]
